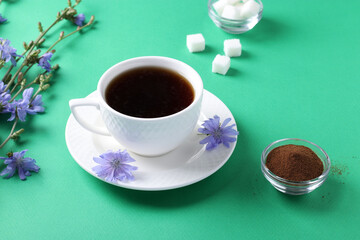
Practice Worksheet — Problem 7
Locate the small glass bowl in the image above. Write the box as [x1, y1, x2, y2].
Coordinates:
[208, 0, 263, 34]
[261, 138, 331, 195]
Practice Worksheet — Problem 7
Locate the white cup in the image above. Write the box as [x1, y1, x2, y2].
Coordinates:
[69, 56, 203, 156]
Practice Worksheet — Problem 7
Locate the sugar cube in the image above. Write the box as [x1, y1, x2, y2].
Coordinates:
[238, 0, 261, 19]
[213, 0, 227, 15]
[212, 54, 231, 75]
[233, 3, 245, 18]
[220, 0, 240, 5]
[221, 5, 241, 20]
[186, 33, 205, 53]
[234, 2, 245, 8]
[224, 39, 242, 57]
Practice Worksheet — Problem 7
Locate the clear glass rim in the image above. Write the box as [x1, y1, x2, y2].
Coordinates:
[261, 138, 331, 185]
[207, 0, 263, 23]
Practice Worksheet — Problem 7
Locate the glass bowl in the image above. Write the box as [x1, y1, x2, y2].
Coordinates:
[208, 0, 263, 34]
[261, 138, 331, 195]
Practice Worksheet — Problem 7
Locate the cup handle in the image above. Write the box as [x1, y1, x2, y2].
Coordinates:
[69, 98, 111, 136]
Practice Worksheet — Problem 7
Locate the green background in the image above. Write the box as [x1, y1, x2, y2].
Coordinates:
[1, 0, 359, 239]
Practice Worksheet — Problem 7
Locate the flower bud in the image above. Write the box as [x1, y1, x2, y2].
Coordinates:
[20, 78, 27, 87]
[88, 15, 95, 25]
[38, 38, 45, 45]
[66, 8, 77, 17]
[40, 74, 45, 83]
[52, 64, 60, 70]
[46, 73, 53, 81]
[18, 72, 23, 82]
[41, 84, 50, 91]
[31, 49, 41, 57]
[38, 22, 43, 33]
[11, 129, 25, 139]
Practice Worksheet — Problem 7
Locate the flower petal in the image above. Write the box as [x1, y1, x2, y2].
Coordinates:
[119, 150, 136, 164]
[18, 166, 26, 180]
[22, 88, 34, 101]
[203, 118, 220, 132]
[0, 165, 16, 178]
[221, 118, 232, 128]
[104, 168, 117, 183]
[93, 156, 109, 165]
[198, 127, 212, 135]
[199, 135, 214, 145]
[0, 166, 14, 176]
[100, 151, 116, 161]
[121, 164, 138, 172]
[205, 141, 218, 150]
[222, 126, 239, 136]
[17, 109, 27, 121]
[92, 165, 112, 177]
[7, 112, 16, 121]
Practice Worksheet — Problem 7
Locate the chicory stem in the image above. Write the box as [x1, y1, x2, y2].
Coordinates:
[0, 118, 18, 149]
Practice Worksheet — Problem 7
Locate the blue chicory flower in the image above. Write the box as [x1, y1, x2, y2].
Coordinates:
[92, 149, 138, 183]
[0, 92, 11, 113]
[38, 52, 53, 72]
[198, 115, 239, 150]
[27, 94, 44, 114]
[0, 150, 40, 180]
[8, 87, 44, 121]
[0, 14, 7, 23]
[0, 80, 6, 93]
[0, 38, 23, 66]
[73, 13, 85, 26]
[0, 81, 11, 113]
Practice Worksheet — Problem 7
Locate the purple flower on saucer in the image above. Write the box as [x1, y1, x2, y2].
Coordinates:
[92, 149, 138, 183]
[198, 115, 238, 150]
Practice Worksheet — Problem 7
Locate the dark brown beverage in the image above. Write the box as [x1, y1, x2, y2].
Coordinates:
[105, 66, 194, 118]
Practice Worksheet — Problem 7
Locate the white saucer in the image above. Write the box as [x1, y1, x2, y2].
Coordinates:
[65, 90, 237, 191]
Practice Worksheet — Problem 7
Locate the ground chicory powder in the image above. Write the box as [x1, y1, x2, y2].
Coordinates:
[266, 144, 324, 181]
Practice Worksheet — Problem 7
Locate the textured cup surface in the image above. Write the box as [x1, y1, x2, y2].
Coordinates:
[97, 56, 203, 156]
